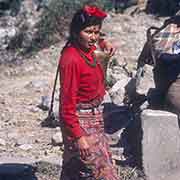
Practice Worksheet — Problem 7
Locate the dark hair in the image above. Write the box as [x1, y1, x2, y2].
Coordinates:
[164, 15, 180, 27]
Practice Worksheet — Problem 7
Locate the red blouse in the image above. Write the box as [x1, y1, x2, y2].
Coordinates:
[59, 44, 105, 139]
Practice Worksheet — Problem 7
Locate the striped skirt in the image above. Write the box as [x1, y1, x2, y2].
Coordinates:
[60, 104, 119, 180]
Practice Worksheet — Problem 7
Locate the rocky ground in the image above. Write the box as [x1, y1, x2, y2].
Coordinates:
[0, 8, 166, 180]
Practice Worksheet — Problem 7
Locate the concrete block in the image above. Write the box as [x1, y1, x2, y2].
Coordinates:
[141, 110, 180, 180]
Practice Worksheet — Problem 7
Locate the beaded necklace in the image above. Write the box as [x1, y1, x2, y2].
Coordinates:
[77, 49, 97, 67]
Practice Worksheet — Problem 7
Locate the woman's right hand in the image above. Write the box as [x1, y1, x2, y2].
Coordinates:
[77, 136, 91, 159]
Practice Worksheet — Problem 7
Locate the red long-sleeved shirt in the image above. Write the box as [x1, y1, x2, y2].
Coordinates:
[59, 44, 105, 139]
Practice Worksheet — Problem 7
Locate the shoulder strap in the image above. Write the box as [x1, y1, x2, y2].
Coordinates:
[146, 17, 172, 67]
[48, 63, 60, 118]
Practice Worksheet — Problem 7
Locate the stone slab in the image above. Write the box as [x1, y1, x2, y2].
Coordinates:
[141, 110, 180, 180]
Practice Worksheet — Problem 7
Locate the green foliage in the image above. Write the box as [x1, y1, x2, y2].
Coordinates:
[109, 57, 119, 68]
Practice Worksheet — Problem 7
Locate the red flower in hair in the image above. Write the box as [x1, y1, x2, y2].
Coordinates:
[83, 5, 107, 19]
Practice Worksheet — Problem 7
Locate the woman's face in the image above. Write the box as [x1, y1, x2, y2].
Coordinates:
[77, 25, 101, 51]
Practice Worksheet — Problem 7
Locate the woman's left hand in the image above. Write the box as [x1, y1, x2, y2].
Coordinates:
[102, 40, 116, 57]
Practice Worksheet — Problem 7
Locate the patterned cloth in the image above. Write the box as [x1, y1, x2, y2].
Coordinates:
[152, 21, 180, 110]
[60, 104, 119, 180]
[153, 23, 180, 56]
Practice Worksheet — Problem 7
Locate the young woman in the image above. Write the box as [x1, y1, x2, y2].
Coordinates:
[59, 5, 119, 180]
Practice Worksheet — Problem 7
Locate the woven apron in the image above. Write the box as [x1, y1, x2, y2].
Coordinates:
[60, 102, 119, 180]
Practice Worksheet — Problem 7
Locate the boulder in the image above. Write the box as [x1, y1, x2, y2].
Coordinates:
[141, 110, 180, 180]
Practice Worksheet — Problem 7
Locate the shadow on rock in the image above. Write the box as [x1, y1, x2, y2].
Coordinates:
[0, 163, 37, 180]
[103, 103, 133, 134]
[40, 111, 60, 128]
[103, 102, 144, 169]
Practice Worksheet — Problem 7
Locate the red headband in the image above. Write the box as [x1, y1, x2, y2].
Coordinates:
[83, 5, 107, 19]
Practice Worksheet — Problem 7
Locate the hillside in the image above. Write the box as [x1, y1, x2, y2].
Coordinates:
[0, 7, 166, 180]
